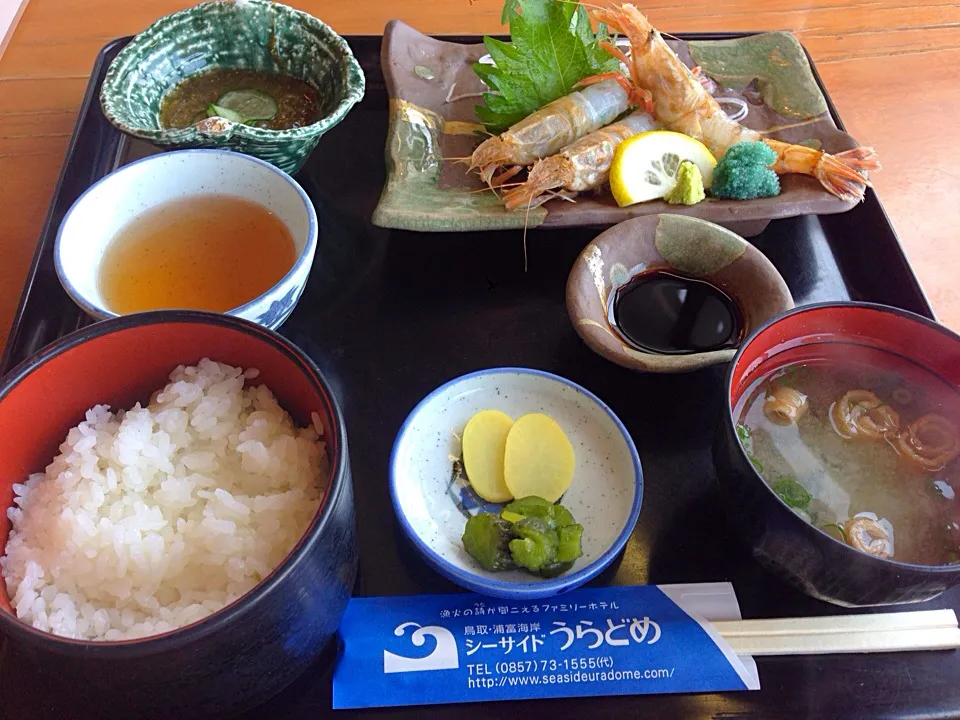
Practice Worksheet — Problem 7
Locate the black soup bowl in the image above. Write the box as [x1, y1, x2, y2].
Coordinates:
[713, 302, 960, 607]
[0, 311, 357, 717]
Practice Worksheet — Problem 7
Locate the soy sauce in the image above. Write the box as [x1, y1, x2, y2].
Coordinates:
[612, 271, 743, 354]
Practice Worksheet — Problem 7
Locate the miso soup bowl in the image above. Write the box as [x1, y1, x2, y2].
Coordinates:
[54, 149, 317, 330]
[0, 311, 357, 718]
[713, 302, 960, 607]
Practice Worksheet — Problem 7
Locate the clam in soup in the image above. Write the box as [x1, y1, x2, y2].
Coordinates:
[736, 345, 960, 565]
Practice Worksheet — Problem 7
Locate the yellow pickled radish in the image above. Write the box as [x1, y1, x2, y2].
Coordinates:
[462, 410, 515, 502]
[503, 413, 575, 503]
[609, 131, 717, 207]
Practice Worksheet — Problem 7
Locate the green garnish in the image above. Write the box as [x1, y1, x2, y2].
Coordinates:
[664, 161, 706, 205]
[473, 0, 619, 133]
[463, 496, 583, 577]
[821, 523, 845, 543]
[776, 364, 814, 386]
[216, 89, 278, 122]
[711, 141, 781, 200]
[206, 104, 244, 123]
[772, 475, 811, 510]
[737, 423, 765, 472]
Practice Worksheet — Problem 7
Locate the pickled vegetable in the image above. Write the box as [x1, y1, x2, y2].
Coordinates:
[503, 495, 575, 527]
[503, 413, 575, 502]
[556, 524, 584, 563]
[461, 496, 583, 578]
[462, 513, 516, 571]
[462, 410, 515, 502]
[509, 517, 559, 572]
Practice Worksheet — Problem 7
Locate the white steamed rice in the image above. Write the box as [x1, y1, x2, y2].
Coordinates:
[0, 358, 327, 641]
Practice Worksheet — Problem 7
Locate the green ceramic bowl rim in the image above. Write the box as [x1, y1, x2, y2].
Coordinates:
[99, 0, 365, 142]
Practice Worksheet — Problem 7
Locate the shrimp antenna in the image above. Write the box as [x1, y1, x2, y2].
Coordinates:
[523, 195, 534, 273]
[557, 0, 611, 11]
[756, 117, 828, 135]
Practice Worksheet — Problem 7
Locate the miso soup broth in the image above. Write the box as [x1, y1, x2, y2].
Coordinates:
[735, 345, 960, 565]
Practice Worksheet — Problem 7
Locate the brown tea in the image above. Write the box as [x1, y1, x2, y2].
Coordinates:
[98, 195, 297, 314]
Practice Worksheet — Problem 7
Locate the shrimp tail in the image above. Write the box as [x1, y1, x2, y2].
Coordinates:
[814, 149, 880, 202]
[765, 139, 880, 202]
[502, 156, 574, 211]
[835, 146, 882, 172]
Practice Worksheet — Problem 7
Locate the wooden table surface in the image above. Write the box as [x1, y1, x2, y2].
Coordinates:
[0, 0, 955, 355]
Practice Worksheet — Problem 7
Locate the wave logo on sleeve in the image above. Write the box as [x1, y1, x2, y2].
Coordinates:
[383, 622, 460, 673]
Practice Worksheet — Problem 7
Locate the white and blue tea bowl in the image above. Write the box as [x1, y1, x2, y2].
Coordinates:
[390, 368, 643, 600]
[55, 149, 317, 330]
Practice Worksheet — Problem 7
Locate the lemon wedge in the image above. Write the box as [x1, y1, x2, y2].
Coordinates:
[609, 131, 717, 207]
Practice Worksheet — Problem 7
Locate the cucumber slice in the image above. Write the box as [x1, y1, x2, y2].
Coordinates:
[216, 89, 278, 122]
[206, 104, 244, 123]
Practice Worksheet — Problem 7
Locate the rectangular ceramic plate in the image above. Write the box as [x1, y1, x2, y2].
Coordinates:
[4, 35, 955, 720]
[373, 21, 862, 236]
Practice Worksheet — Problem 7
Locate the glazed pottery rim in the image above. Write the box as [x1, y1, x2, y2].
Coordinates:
[569, 214, 794, 373]
[53, 148, 319, 323]
[0, 310, 348, 655]
[724, 299, 960, 575]
[99, 0, 366, 142]
[389, 366, 644, 600]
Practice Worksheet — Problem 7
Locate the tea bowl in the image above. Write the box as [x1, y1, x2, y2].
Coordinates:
[55, 149, 317, 330]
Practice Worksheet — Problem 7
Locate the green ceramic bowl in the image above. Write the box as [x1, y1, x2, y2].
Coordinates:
[99, 0, 365, 174]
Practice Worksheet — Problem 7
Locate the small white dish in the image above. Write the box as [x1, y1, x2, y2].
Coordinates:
[390, 368, 643, 599]
[54, 149, 317, 330]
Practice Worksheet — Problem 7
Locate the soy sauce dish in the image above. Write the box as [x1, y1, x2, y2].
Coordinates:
[566, 214, 794, 373]
[390, 368, 643, 600]
[55, 149, 317, 330]
[0, 312, 356, 717]
[714, 302, 960, 607]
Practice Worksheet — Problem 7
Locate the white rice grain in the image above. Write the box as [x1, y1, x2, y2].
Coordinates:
[0, 358, 327, 641]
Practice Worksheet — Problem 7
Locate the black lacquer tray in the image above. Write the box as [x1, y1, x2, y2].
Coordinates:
[4, 35, 958, 720]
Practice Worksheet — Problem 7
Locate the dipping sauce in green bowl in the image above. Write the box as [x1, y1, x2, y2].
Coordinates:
[100, 0, 365, 174]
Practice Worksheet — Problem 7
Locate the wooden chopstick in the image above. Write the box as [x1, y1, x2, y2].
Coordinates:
[711, 609, 960, 656]
[725, 627, 960, 656]
[713, 609, 958, 637]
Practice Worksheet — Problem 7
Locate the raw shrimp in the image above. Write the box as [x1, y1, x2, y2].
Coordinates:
[501, 110, 657, 210]
[593, 4, 880, 202]
[469, 78, 637, 185]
